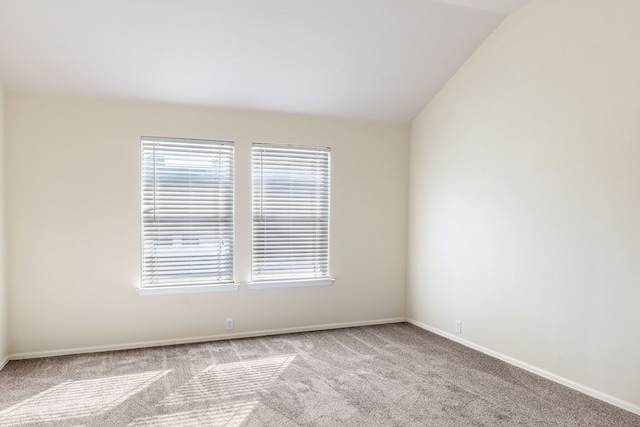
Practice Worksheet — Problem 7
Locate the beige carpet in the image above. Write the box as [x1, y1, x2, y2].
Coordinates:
[0, 323, 638, 426]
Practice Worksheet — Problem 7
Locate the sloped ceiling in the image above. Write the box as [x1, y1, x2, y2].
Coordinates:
[0, 0, 530, 121]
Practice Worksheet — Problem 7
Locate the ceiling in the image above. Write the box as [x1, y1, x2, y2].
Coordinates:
[0, 0, 531, 122]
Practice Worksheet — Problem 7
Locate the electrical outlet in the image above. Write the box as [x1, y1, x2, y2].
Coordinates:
[225, 318, 234, 330]
[455, 320, 462, 334]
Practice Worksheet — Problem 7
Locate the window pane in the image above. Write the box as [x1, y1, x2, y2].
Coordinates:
[141, 137, 234, 287]
[252, 143, 330, 281]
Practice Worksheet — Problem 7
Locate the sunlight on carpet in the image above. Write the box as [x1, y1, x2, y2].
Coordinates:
[127, 401, 259, 427]
[128, 354, 296, 426]
[163, 354, 296, 405]
[0, 370, 170, 426]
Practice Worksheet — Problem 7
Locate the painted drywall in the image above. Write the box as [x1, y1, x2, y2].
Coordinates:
[0, 77, 7, 366]
[6, 92, 409, 355]
[408, 0, 640, 410]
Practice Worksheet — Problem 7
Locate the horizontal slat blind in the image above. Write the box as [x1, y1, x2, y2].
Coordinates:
[252, 143, 330, 281]
[141, 137, 234, 287]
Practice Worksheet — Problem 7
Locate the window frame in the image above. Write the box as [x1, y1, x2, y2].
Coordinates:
[249, 142, 334, 289]
[138, 136, 239, 296]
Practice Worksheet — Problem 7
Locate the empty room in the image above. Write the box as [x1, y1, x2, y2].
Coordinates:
[0, 0, 639, 425]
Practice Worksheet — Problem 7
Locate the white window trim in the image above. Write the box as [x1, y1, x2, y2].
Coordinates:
[137, 283, 240, 296]
[247, 277, 334, 290]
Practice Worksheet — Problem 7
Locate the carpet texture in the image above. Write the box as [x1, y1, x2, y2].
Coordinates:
[0, 323, 638, 426]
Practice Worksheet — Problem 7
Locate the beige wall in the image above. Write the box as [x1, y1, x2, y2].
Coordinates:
[5, 91, 409, 355]
[0, 77, 6, 365]
[408, 0, 640, 411]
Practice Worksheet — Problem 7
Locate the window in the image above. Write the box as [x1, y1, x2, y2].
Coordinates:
[141, 137, 235, 292]
[251, 143, 332, 287]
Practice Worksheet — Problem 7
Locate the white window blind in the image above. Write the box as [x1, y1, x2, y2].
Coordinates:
[141, 137, 234, 287]
[252, 143, 330, 282]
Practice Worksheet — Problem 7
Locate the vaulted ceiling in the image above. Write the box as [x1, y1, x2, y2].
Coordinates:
[0, 0, 531, 121]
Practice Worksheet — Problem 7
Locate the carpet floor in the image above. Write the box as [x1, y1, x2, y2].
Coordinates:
[0, 323, 638, 426]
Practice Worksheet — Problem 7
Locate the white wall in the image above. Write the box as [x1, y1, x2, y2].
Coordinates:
[6, 91, 409, 355]
[0, 77, 7, 366]
[408, 0, 640, 411]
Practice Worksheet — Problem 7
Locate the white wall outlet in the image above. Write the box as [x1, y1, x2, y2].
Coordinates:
[225, 318, 234, 330]
[455, 320, 462, 334]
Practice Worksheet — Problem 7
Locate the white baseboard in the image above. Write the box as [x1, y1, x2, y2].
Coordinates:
[406, 318, 640, 417]
[9, 317, 406, 360]
[0, 355, 8, 371]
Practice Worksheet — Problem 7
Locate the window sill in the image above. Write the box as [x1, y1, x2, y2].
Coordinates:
[137, 283, 240, 296]
[247, 277, 334, 290]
